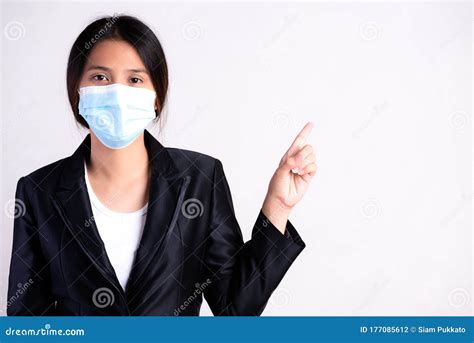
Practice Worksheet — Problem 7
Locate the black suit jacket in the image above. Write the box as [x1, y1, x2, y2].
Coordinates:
[7, 130, 306, 316]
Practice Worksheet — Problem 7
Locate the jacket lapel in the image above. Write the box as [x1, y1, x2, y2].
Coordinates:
[125, 131, 190, 297]
[52, 132, 120, 290]
[52, 130, 189, 307]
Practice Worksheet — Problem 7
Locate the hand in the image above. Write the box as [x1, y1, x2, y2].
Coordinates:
[262, 122, 317, 233]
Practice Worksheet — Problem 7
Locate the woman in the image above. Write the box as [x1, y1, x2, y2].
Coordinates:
[7, 15, 317, 316]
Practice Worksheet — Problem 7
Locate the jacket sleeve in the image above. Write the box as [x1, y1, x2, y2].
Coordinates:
[7, 176, 56, 316]
[202, 159, 306, 316]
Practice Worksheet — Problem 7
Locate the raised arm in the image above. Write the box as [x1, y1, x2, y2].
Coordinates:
[203, 123, 316, 315]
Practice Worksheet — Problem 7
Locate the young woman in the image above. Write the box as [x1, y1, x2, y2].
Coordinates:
[7, 15, 317, 316]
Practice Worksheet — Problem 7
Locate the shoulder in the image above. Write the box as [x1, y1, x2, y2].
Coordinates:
[16, 157, 67, 193]
[16, 146, 225, 192]
[166, 147, 222, 178]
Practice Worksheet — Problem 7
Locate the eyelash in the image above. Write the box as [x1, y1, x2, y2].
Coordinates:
[129, 77, 143, 84]
[91, 74, 143, 84]
[92, 74, 108, 82]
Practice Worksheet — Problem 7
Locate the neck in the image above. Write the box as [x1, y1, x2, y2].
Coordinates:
[87, 132, 150, 184]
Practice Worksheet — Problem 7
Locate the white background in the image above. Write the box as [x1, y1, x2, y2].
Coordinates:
[1, 1, 472, 316]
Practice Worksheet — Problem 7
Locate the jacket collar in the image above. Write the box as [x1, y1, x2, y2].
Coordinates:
[52, 129, 190, 312]
[57, 129, 177, 191]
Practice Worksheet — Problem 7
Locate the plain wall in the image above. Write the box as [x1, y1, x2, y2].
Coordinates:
[1, 1, 472, 316]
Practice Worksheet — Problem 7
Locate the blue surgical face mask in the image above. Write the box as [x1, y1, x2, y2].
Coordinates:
[78, 83, 157, 149]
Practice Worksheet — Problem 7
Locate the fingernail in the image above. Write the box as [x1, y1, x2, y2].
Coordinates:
[291, 168, 299, 174]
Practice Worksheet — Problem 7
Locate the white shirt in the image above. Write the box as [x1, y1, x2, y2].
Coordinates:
[84, 162, 148, 291]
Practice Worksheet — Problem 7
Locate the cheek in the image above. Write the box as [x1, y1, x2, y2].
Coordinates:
[142, 80, 156, 92]
[78, 74, 95, 88]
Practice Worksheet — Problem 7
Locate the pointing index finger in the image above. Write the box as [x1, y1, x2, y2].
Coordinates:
[287, 121, 314, 155]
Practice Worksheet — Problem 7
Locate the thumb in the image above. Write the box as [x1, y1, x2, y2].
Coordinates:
[281, 155, 300, 172]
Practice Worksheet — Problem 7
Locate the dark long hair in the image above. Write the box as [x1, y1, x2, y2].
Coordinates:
[66, 15, 169, 128]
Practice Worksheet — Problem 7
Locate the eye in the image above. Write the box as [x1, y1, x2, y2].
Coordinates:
[92, 74, 109, 82]
[129, 77, 143, 84]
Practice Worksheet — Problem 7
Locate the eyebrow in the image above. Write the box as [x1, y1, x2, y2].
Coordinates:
[86, 65, 149, 74]
[127, 68, 149, 74]
[87, 65, 111, 72]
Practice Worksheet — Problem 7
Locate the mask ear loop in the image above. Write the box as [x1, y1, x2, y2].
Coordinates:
[76, 88, 82, 117]
[76, 88, 90, 134]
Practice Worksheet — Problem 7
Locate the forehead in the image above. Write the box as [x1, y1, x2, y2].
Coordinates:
[84, 39, 146, 70]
